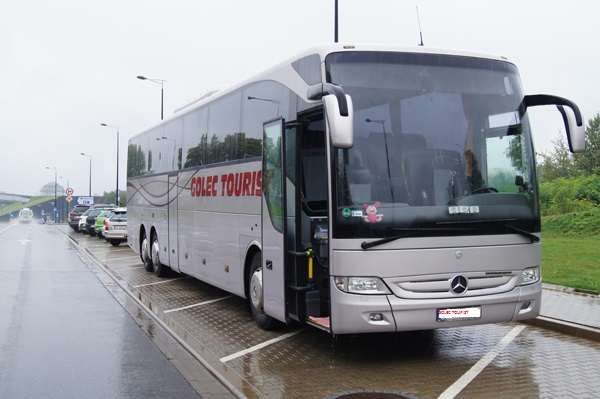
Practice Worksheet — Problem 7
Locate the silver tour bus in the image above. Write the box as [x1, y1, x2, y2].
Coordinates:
[127, 44, 585, 334]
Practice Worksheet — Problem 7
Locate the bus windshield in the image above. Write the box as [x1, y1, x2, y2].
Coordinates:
[326, 51, 539, 239]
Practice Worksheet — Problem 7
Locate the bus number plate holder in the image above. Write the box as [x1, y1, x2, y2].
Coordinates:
[437, 306, 481, 321]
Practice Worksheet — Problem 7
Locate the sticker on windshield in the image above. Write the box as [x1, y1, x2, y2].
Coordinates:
[363, 202, 383, 224]
[448, 205, 479, 215]
[351, 210, 363, 217]
[342, 208, 352, 218]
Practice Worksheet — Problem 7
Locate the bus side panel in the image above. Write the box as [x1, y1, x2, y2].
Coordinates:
[177, 162, 261, 296]
[126, 174, 169, 261]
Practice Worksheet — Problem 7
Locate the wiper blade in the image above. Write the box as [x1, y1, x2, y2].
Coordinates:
[438, 219, 540, 243]
[503, 224, 540, 243]
[360, 227, 469, 250]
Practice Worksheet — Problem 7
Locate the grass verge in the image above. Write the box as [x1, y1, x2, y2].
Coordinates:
[542, 234, 600, 293]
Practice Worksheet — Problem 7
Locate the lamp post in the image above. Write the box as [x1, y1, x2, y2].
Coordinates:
[101, 123, 120, 206]
[365, 118, 394, 199]
[334, 0, 339, 43]
[80, 153, 92, 196]
[156, 136, 177, 169]
[45, 166, 58, 223]
[137, 75, 166, 120]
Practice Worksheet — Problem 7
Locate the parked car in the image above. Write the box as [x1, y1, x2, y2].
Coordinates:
[78, 209, 91, 232]
[94, 210, 114, 238]
[68, 205, 90, 231]
[103, 207, 127, 246]
[18, 208, 34, 223]
[82, 205, 115, 235]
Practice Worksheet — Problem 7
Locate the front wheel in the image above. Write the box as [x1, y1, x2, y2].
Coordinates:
[248, 254, 278, 330]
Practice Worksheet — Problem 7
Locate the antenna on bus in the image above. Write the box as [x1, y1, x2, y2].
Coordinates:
[416, 5, 424, 46]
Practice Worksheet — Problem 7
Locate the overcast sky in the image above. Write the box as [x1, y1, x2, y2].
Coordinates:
[1, 0, 598, 195]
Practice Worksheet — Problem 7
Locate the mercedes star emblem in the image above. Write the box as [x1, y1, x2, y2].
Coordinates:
[451, 275, 468, 294]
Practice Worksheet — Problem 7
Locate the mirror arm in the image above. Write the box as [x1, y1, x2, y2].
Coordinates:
[523, 94, 583, 126]
[307, 83, 349, 116]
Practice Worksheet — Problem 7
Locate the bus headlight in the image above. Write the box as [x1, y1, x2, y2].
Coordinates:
[519, 267, 540, 285]
[334, 277, 391, 295]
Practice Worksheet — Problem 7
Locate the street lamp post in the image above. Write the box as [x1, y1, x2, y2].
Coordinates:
[334, 0, 339, 43]
[45, 166, 58, 223]
[137, 75, 166, 120]
[80, 153, 92, 196]
[365, 118, 394, 199]
[101, 123, 120, 206]
[156, 136, 177, 169]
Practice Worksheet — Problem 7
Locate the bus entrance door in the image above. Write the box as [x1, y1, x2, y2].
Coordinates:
[168, 172, 180, 272]
[261, 118, 287, 323]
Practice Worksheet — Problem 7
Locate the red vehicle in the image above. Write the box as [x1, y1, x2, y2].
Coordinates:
[68, 205, 90, 231]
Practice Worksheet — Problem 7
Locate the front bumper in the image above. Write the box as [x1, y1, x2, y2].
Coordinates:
[330, 280, 541, 334]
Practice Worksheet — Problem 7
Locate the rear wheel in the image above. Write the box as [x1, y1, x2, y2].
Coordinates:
[142, 234, 153, 272]
[150, 235, 169, 277]
[248, 253, 278, 330]
[110, 239, 121, 247]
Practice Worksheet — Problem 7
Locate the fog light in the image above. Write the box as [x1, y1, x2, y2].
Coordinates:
[369, 313, 384, 322]
[521, 301, 531, 310]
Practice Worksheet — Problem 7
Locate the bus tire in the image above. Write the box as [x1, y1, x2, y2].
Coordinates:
[142, 234, 153, 272]
[248, 253, 278, 330]
[150, 235, 169, 277]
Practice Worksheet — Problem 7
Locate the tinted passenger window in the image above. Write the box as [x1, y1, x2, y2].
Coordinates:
[183, 107, 208, 168]
[241, 81, 291, 158]
[208, 92, 242, 163]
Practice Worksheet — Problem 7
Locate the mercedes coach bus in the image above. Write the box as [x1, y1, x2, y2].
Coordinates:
[127, 44, 585, 334]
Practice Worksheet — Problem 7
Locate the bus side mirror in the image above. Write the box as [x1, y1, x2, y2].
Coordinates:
[523, 94, 586, 153]
[307, 83, 354, 148]
[324, 93, 354, 148]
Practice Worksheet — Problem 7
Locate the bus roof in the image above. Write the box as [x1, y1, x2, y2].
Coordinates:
[130, 44, 513, 141]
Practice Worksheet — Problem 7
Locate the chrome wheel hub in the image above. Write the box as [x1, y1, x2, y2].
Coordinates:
[151, 240, 160, 272]
[141, 238, 150, 263]
[250, 267, 263, 311]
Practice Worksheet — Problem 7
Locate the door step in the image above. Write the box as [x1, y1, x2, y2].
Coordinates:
[307, 316, 330, 332]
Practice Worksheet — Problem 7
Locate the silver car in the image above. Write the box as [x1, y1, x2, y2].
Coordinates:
[103, 207, 127, 246]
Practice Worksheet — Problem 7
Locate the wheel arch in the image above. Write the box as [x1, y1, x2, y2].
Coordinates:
[243, 241, 261, 300]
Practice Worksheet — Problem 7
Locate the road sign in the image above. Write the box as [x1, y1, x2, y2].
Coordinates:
[66, 195, 73, 203]
[65, 187, 74, 195]
[77, 196, 94, 206]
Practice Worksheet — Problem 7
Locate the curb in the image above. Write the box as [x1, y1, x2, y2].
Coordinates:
[543, 283, 600, 297]
[523, 316, 600, 342]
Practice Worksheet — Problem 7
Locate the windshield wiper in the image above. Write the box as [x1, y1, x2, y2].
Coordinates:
[503, 224, 540, 243]
[438, 219, 540, 243]
[360, 227, 470, 250]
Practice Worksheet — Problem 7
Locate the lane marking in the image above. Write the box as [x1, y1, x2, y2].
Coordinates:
[219, 330, 302, 363]
[112, 265, 145, 271]
[133, 277, 186, 288]
[164, 296, 232, 314]
[438, 325, 526, 399]
[103, 255, 140, 262]
[0, 223, 16, 235]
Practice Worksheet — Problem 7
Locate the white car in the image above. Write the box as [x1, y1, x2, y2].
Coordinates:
[18, 208, 33, 223]
[103, 207, 127, 246]
[78, 211, 88, 232]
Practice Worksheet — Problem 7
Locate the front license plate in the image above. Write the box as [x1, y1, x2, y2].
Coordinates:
[437, 306, 481, 321]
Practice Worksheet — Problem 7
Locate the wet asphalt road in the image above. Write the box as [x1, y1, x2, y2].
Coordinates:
[3, 221, 600, 398]
[0, 222, 200, 399]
